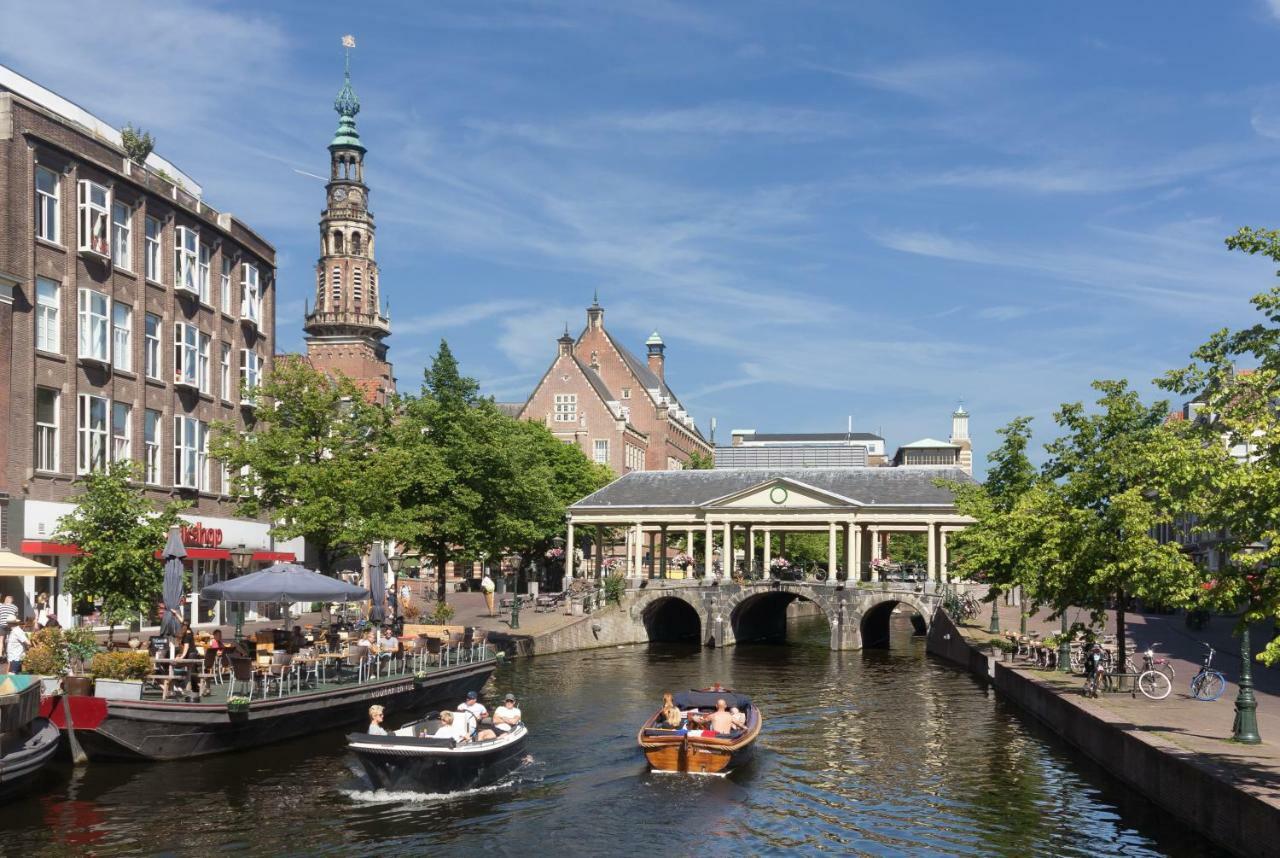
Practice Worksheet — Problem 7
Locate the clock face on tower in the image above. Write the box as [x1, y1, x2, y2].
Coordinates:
[332, 187, 347, 202]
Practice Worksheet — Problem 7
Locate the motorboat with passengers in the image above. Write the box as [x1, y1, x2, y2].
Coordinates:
[347, 710, 528, 793]
[637, 686, 761, 775]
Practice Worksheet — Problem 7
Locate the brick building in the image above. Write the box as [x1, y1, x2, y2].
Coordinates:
[0, 65, 296, 628]
[517, 297, 712, 473]
[302, 51, 394, 403]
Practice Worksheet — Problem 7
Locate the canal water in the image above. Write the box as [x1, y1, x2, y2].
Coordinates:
[2, 616, 1224, 856]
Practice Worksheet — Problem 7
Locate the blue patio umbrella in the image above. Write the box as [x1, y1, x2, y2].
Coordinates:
[201, 563, 370, 603]
[368, 544, 387, 624]
[160, 525, 186, 636]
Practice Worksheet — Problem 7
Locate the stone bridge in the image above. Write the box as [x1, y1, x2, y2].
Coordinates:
[622, 580, 945, 650]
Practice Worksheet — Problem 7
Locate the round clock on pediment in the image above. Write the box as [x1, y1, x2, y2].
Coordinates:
[769, 486, 789, 505]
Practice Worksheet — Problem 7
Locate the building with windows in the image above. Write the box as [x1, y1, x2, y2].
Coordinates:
[516, 297, 712, 473]
[0, 65, 295, 628]
[302, 53, 394, 404]
[717, 428, 888, 469]
[891, 407, 972, 474]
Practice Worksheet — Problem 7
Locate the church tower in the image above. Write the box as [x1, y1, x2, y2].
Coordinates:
[303, 38, 395, 403]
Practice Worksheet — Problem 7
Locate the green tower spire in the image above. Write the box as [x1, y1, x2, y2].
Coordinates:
[330, 36, 365, 152]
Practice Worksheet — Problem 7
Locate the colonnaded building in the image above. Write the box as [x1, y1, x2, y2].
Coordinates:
[0, 65, 300, 628]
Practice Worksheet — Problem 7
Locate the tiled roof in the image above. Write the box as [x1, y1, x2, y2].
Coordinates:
[572, 466, 973, 509]
[573, 356, 617, 409]
[744, 432, 883, 442]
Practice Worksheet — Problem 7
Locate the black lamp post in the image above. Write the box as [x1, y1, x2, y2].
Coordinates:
[988, 587, 1002, 635]
[228, 544, 255, 641]
[1233, 621, 1261, 744]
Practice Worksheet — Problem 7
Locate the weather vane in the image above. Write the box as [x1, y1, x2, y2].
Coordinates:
[342, 34, 356, 73]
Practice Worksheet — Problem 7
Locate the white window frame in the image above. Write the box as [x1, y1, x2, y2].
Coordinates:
[173, 415, 207, 490]
[35, 387, 59, 473]
[145, 216, 162, 282]
[77, 180, 110, 257]
[111, 200, 131, 270]
[241, 263, 261, 326]
[220, 257, 233, 313]
[198, 332, 211, 394]
[197, 241, 211, 304]
[174, 322, 199, 388]
[144, 313, 162, 380]
[220, 343, 232, 400]
[35, 166, 60, 244]
[144, 409, 161, 485]
[112, 302, 132, 372]
[593, 438, 609, 464]
[175, 226, 199, 295]
[35, 277, 60, 354]
[240, 349, 262, 404]
[77, 288, 110, 363]
[111, 401, 132, 462]
[77, 394, 108, 475]
[553, 393, 577, 423]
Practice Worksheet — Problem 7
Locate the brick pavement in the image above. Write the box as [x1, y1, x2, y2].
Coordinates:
[962, 601, 1280, 808]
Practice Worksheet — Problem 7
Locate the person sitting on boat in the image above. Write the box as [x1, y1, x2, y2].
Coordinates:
[729, 707, 747, 729]
[695, 698, 736, 735]
[659, 692, 682, 728]
[174, 621, 201, 699]
[493, 694, 522, 733]
[458, 690, 488, 725]
[367, 704, 388, 735]
[435, 710, 497, 743]
[206, 629, 226, 652]
[378, 627, 399, 654]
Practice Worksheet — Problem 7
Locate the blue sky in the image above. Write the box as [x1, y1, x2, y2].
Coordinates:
[8, 1, 1280, 474]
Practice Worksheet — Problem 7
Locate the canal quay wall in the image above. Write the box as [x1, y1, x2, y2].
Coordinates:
[926, 610, 1279, 858]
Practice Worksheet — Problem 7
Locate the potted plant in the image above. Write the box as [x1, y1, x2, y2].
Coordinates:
[226, 695, 251, 716]
[90, 650, 152, 701]
[63, 626, 100, 696]
[22, 641, 65, 695]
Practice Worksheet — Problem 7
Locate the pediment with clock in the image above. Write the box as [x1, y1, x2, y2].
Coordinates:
[703, 478, 859, 510]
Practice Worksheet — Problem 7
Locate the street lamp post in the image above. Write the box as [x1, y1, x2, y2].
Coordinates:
[1057, 611, 1071, 673]
[1232, 625, 1261, 744]
[388, 553, 404, 634]
[228, 544, 255, 641]
[988, 587, 1001, 635]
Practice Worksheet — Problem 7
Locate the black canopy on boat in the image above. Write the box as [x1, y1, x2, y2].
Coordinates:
[674, 690, 751, 710]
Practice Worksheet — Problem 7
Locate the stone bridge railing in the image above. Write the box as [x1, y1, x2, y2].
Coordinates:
[620, 579, 950, 650]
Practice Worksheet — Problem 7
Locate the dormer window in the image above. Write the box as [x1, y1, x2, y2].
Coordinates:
[622, 388, 631, 399]
[77, 180, 110, 257]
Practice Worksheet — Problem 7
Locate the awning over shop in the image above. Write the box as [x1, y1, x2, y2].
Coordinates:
[151, 548, 232, 560]
[0, 551, 58, 577]
[20, 540, 81, 556]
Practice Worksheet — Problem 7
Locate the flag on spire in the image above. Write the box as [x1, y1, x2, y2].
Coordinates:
[342, 34, 356, 48]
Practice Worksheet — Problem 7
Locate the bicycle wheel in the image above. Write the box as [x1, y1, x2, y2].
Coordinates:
[1192, 671, 1226, 701]
[1138, 670, 1172, 700]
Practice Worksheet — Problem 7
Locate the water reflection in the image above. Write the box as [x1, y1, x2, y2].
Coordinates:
[1, 615, 1225, 856]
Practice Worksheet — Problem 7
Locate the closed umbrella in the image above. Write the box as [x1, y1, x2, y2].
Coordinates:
[160, 525, 187, 636]
[368, 544, 387, 625]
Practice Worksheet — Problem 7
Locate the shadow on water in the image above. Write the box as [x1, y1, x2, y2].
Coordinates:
[0, 612, 1229, 857]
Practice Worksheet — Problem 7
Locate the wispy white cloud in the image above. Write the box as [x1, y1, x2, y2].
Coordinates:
[396, 300, 535, 335]
[809, 55, 1028, 99]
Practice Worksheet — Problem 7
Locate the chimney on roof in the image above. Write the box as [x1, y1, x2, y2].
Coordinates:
[646, 331, 665, 381]
[587, 290, 604, 330]
[950, 402, 972, 475]
[558, 324, 574, 358]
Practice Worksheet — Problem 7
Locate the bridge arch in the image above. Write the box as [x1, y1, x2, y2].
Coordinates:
[727, 587, 836, 645]
[629, 591, 707, 645]
[857, 593, 933, 648]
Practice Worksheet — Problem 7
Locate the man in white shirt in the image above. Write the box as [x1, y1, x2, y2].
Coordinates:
[458, 690, 488, 724]
[493, 693, 522, 733]
[481, 573, 496, 617]
[6, 618, 30, 673]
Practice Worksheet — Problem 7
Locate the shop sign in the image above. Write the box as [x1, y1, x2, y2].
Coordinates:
[180, 522, 224, 548]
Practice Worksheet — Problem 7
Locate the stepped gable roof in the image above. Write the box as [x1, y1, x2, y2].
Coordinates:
[572, 467, 973, 509]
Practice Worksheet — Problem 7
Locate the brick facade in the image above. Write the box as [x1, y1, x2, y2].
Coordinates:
[518, 300, 712, 474]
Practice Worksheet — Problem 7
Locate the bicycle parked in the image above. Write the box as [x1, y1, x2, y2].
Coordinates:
[1190, 643, 1227, 701]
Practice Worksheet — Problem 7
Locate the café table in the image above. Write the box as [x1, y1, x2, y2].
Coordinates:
[151, 657, 206, 700]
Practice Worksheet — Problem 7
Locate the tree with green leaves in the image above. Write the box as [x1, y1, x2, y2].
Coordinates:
[1041, 380, 1211, 662]
[55, 462, 186, 637]
[209, 357, 405, 575]
[685, 451, 714, 470]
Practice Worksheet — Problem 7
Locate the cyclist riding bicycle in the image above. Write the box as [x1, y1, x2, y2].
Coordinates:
[1083, 642, 1104, 692]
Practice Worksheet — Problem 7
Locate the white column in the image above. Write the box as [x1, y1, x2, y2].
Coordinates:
[704, 521, 714, 579]
[687, 529, 695, 574]
[763, 528, 772, 579]
[940, 530, 950, 584]
[827, 522, 838, 578]
[870, 526, 882, 581]
[745, 525, 755, 576]
[846, 522, 857, 582]
[722, 521, 733, 578]
[566, 521, 575, 579]
[926, 521, 937, 582]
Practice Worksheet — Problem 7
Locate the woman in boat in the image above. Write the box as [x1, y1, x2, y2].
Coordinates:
[659, 692, 682, 728]
[367, 704, 387, 735]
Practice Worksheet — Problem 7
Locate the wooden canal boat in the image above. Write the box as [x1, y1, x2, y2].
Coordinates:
[39, 650, 498, 762]
[637, 688, 761, 775]
[0, 675, 60, 798]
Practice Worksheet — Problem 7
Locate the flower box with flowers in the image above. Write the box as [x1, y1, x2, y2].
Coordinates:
[672, 553, 694, 570]
[544, 547, 565, 564]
